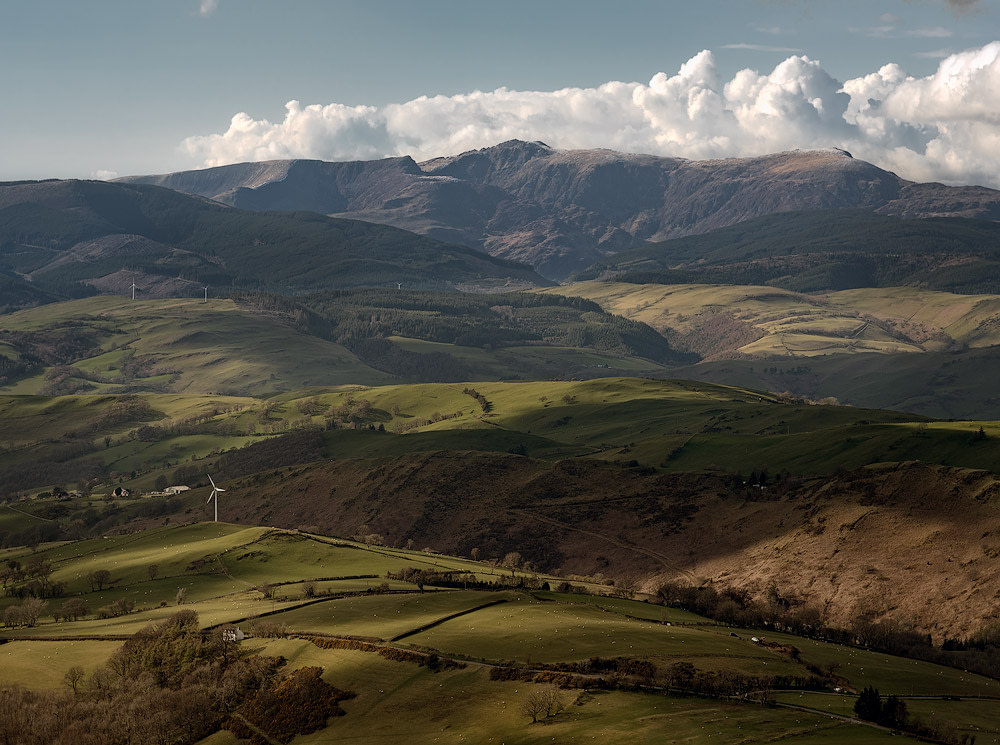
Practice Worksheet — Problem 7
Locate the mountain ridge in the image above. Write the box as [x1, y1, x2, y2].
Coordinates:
[0, 178, 550, 307]
[118, 141, 1000, 279]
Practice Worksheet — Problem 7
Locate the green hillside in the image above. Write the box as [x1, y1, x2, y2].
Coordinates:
[6, 375, 1000, 510]
[539, 282, 1000, 418]
[576, 210, 1000, 293]
[1, 523, 996, 744]
[0, 292, 686, 397]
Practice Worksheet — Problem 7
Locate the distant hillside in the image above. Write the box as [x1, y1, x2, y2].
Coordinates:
[576, 210, 1000, 293]
[0, 179, 549, 309]
[0, 291, 686, 396]
[540, 282, 1000, 418]
[119, 141, 1000, 279]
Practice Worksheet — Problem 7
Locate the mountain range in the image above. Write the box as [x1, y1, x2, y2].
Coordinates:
[0, 178, 548, 311]
[120, 140, 1000, 279]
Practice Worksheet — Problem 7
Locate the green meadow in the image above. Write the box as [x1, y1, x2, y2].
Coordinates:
[1, 523, 993, 745]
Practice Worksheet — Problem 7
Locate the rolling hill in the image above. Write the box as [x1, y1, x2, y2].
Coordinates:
[539, 282, 1000, 418]
[0, 291, 689, 398]
[119, 141, 1000, 279]
[5, 523, 998, 744]
[0, 178, 549, 309]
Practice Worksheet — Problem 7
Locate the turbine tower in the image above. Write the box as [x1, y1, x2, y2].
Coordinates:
[206, 474, 225, 522]
[131, 280, 137, 300]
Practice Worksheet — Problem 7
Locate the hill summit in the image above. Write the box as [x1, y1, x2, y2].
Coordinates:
[120, 141, 1000, 279]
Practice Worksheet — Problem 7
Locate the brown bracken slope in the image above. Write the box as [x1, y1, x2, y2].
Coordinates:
[201, 453, 1000, 639]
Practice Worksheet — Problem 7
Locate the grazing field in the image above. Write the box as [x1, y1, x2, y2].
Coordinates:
[226, 641, 901, 745]
[2, 523, 995, 745]
[0, 640, 123, 689]
[759, 630, 1000, 697]
[265, 590, 512, 639]
[408, 595, 790, 665]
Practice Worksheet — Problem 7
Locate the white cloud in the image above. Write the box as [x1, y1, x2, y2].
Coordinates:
[92, 169, 118, 181]
[181, 42, 1000, 189]
[199, 0, 218, 16]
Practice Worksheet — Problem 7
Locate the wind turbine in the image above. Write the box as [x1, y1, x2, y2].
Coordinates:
[206, 474, 225, 522]
[131, 280, 137, 300]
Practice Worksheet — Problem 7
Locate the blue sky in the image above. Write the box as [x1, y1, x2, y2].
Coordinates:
[1, 0, 998, 183]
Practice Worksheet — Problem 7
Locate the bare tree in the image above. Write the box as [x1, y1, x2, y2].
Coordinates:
[19, 596, 47, 627]
[501, 551, 523, 577]
[519, 687, 564, 723]
[64, 666, 85, 695]
[147, 564, 159, 581]
[175, 587, 188, 605]
[520, 690, 548, 723]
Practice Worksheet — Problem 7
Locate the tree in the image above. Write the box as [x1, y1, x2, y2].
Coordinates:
[501, 551, 523, 577]
[88, 569, 112, 592]
[257, 583, 276, 600]
[19, 596, 47, 627]
[667, 661, 697, 689]
[470, 547, 481, 561]
[58, 598, 89, 621]
[880, 695, 908, 728]
[175, 587, 188, 605]
[519, 687, 564, 723]
[64, 666, 85, 695]
[148, 564, 159, 581]
[519, 690, 548, 723]
[154, 474, 168, 491]
[854, 685, 882, 722]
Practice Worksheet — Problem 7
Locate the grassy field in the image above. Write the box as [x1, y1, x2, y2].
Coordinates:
[775, 692, 1000, 745]
[0, 296, 392, 397]
[232, 641, 900, 745]
[2, 523, 996, 745]
[6, 374, 1000, 508]
[758, 630, 1000, 697]
[542, 282, 1000, 358]
[0, 640, 123, 689]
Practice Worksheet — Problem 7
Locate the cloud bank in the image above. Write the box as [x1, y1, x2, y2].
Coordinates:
[182, 42, 1000, 188]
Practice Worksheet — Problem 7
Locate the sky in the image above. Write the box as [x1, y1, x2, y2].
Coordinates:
[2, 0, 999, 186]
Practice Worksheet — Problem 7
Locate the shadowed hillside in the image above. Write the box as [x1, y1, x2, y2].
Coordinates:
[0, 178, 549, 309]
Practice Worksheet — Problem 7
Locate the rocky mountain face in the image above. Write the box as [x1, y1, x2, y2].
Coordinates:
[120, 141, 1000, 279]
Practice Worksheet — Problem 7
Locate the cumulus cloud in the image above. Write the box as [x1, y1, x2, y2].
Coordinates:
[182, 42, 1000, 188]
[199, 0, 217, 16]
[92, 169, 118, 181]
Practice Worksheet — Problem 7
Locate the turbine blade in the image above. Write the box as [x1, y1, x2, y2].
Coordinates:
[207, 492, 214, 504]
[216, 488, 226, 493]
[208, 474, 217, 488]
